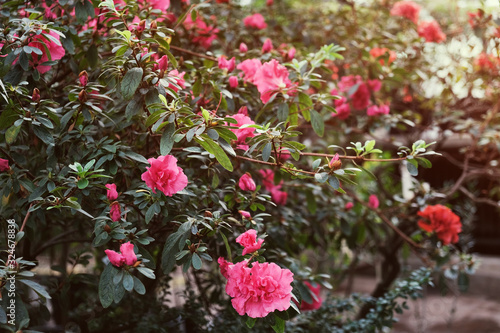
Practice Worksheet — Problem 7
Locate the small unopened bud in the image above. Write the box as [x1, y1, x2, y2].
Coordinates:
[79, 70, 88, 87]
[78, 90, 88, 103]
[132, 260, 142, 268]
[157, 55, 169, 77]
[328, 153, 342, 170]
[136, 20, 146, 34]
[32, 88, 40, 103]
[150, 20, 157, 33]
[204, 211, 213, 218]
[104, 224, 111, 233]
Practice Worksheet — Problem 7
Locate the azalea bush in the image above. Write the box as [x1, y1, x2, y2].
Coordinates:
[0, 0, 498, 332]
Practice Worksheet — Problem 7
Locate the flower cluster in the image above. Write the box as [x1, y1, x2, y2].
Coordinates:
[105, 242, 138, 267]
[259, 169, 288, 205]
[141, 155, 188, 196]
[417, 205, 462, 245]
[218, 231, 293, 318]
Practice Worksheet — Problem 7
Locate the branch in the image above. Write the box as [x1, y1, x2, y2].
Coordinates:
[170, 45, 217, 61]
[459, 187, 500, 208]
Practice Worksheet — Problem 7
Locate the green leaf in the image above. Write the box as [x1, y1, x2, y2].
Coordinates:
[33, 125, 54, 145]
[18, 279, 51, 299]
[160, 122, 175, 155]
[123, 273, 134, 292]
[145, 204, 156, 224]
[99, 264, 116, 308]
[406, 160, 418, 176]
[161, 222, 192, 274]
[77, 178, 89, 189]
[195, 136, 233, 171]
[219, 231, 232, 262]
[5, 124, 21, 144]
[192, 253, 202, 270]
[314, 172, 328, 183]
[310, 109, 324, 137]
[126, 151, 148, 164]
[137, 267, 156, 279]
[126, 96, 143, 121]
[121, 68, 143, 100]
[262, 142, 272, 162]
[246, 317, 256, 328]
[416, 157, 432, 168]
[277, 103, 289, 122]
[271, 315, 285, 333]
[133, 276, 146, 295]
[87, 44, 98, 68]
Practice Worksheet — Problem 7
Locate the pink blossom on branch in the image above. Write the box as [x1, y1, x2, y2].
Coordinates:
[105, 241, 138, 267]
[105, 184, 119, 201]
[229, 76, 239, 88]
[166, 69, 186, 92]
[366, 104, 390, 116]
[27, 30, 66, 74]
[228, 113, 256, 150]
[223, 260, 294, 318]
[0, 158, 9, 172]
[239, 210, 252, 219]
[390, 1, 421, 24]
[253, 59, 295, 104]
[237, 58, 262, 83]
[239, 42, 248, 53]
[141, 155, 188, 196]
[417, 21, 446, 43]
[271, 189, 288, 205]
[368, 194, 379, 209]
[243, 13, 267, 30]
[262, 38, 273, 53]
[238, 173, 256, 191]
[218, 56, 235, 72]
[300, 281, 322, 311]
[109, 202, 121, 221]
[236, 229, 264, 255]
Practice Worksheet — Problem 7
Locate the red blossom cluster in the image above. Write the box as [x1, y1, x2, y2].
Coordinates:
[418, 204, 462, 245]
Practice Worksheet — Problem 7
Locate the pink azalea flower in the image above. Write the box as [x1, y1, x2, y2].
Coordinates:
[79, 71, 88, 87]
[367, 79, 382, 92]
[345, 202, 354, 210]
[238, 173, 256, 191]
[236, 229, 264, 255]
[222, 260, 294, 318]
[237, 106, 248, 116]
[417, 21, 446, 43]
[259, 169, 281, 191]
[271, 189, 288, 205]
[184, 16, 219, 49]
[167, 69, 186, 92]
[390, 1, 420, 24]
[253, 59, 294, 103]
[218, 56, 236, 72]
[366, 104, 390, 116]
[300, 281, 322, 311]
[109, 202, 121, 221]
[237, 58, 262, 83]
[228, 113, 256, 146]
[0, 158, 9, 172]
[332, 103, 351, 119]
[229, 76, 239, 88]
[105, 184, 119, 201]
[218, 257, 233, 278]
[337, 75, 363, 93]
[239, 43, 248, 53]
[243, 13, 267, 30]
[239, 210, 252, 219]
[27, 30, 65, 74]
[262, 38, 273, 53]
[351, 83, 370, 110]
[138, 0, 170, 10]
[105, 241, 138, 267]
[287, 47, 296, 60]
[156, 55, 169, 72]
[368, 194, 379, 209]
[141, 155, 188, 196]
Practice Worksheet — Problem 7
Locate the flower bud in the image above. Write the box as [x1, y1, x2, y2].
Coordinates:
[79, 70, 88, 87]
[328, 153, 342, 170]
[150, 20, 158, 34]
[229, 76, 238, 88]
[104, 224, 112, 233]
[136, 20, 146, 35]
[32, 88, 40, 103]
[78, 90, 88, 103]
[239, 42, 248, 53]
[262, 38, 273, 53]
[204, 211, 213, 218]
[0, 158, 10, 172]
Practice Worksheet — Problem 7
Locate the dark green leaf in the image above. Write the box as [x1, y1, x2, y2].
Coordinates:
[310, 109, 324, 137]
[121, 67, 143, 100]
[98, 264, 116, 308]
